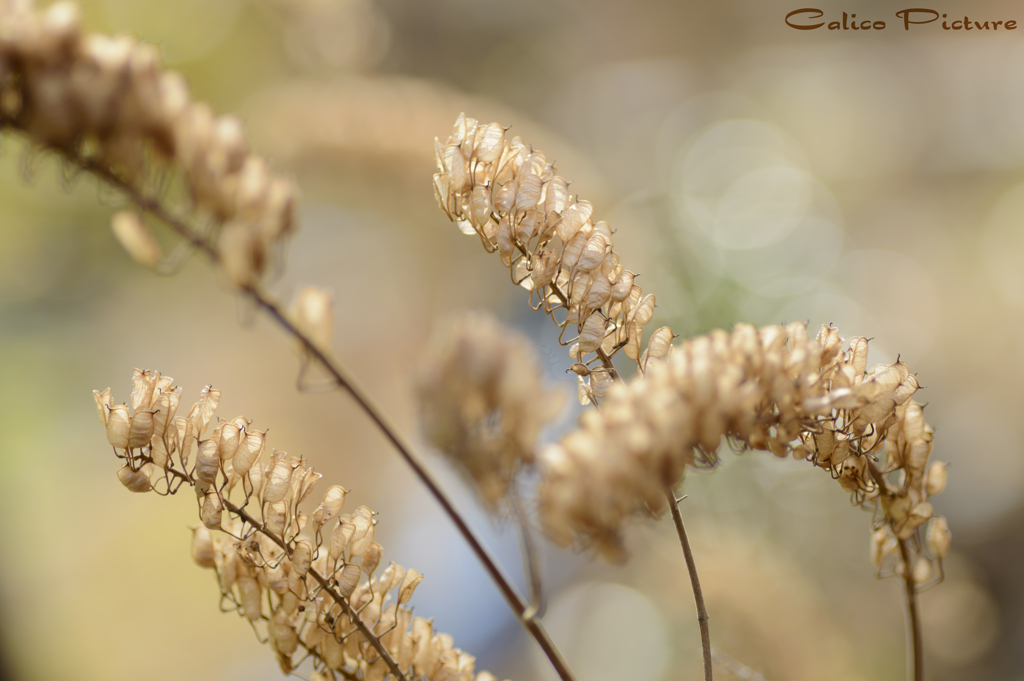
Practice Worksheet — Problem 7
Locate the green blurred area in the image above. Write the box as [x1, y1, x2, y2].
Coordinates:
[2, 0, 1023, 680]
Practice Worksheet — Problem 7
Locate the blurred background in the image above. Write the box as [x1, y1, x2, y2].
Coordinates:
[0, 0, 1021, 679]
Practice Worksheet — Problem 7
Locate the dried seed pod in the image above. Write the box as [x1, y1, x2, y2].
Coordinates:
[106, 404, 131, 449]
[237, 576, 263, 621]
[233, 429, 265, 476]
[398, 569, 423, 605]
[927, 516, 951, 558]
[474, 123, 505, 164]
[111, 211, 162, 267]
[292, 286, 334, 353]
[201, 489, 223, 530]
[926, 461, 948, 496]
[263, 460, 294, 505]
[292, 536, 313, 577]
[361, 542, 382, 576]
[127, 410, 155, 449]
[329, 520, 356, 562]
[337, 562, 361, 598]
[912, 557, 932, 585]
[187, 385, 221, 438]
[117, 464, 153, 492]
[190, 526, 216, 569]
[194, 439, 221, 489]
[349, 506, 375, 557]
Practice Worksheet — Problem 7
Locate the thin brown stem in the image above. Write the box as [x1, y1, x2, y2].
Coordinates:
[865, 459, 923, 681]
[665, 485, 712, 681]
[898, 538, 923, 681]
[42, 144, 579, 681]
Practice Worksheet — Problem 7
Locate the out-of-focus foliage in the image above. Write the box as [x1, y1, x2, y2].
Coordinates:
[0, 0, 1020, 680]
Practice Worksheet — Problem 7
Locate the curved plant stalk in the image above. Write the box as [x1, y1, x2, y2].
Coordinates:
[665, 486, 712, 681]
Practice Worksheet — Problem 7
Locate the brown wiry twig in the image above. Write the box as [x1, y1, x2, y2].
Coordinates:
[866, 459, 923, 681]
[666, 486, 713, 681]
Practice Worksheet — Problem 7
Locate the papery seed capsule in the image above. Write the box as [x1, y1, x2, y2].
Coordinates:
[319, 485, 347, 526]
[927, 516, 951, 558]
[117, 464, 152, 493]
[913, 557, 932, 585]
[263, 460, 294, 505]
[111, 211, 163, 268]
[187, 385, 221, 438]
[233, 429, 265, 476]
[106, 404, 131, 449]
[93, 388, 112, 427]
[474, 123, 506, 164]
[237, 576, 262, 621]
[195, 439, 221, 489]
[201, 490, 223, 529]
[338, 562, 361, 598]
[577, 234, 609, 273]
[349, 507, 375, 557]
[493, 180, 517, 215]
[557, 201, 593, 242]
[515, 173, 542, 213]
[870, 527, 895, 567]
[577, 313, 607, 355]
[127, 410, 155, 450]
[191, 526, 216, 568]
[926, 461, 948, 496]
[265, 500, 288, 537]
[292, 286, 334, 353]
[361, 542, 382, 576]
[292, 536, 313, 577]
[398, 569, 423, 605]
[378, 562, 405, 595]
[247, 460, 264, 497]
[330, 520, 356, 562]
[470, 185, 492, 228]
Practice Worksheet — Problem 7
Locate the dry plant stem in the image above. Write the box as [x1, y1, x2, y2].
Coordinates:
[154, 462, 409, 681]
[666, 485, 713, 681]
[34, 141, 579, 681]
[898, 539, 923, 681]
[866, 459, 923, 681]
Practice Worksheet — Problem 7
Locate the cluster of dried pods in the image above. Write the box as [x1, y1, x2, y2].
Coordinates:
[416, 312, 565, 511]
[537, 322, 950, 580]
[0, 0, 296, 286]
[432, 114, 674, 405]
[94, 369, 508, 681]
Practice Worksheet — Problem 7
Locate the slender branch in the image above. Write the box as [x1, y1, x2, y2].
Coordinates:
[897, 538, 923, 681]
[43, 144, 579, 681]
[865, 459, 923, 681]
[665, 485, 712, 681]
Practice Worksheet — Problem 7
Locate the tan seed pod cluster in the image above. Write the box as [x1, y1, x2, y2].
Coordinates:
[432, 114, 673, 404]
[537, 323, 948, 572]
[0, 0, 296, 287]
[416, 312, 565, 511]
[95, 370, 508, 681]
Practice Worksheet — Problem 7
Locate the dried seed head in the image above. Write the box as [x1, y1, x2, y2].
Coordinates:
[398, 569, 423, 605]
[416, 312, 565, 511]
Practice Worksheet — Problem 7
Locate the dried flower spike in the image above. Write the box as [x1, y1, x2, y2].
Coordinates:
[537, 323, 947, 575]
[94, 369, 508, 681]
[433, 114, 672, 403]
[416, 312, 565, 511]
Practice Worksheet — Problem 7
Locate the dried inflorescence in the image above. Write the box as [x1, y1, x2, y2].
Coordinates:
[95, 369, 508, 681]
[538, 323, 949, 577]
[416, 312, 565, 511]
[0, 0, 296, 286]
[432, 114, 673, 404]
